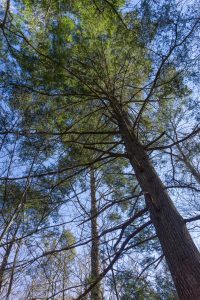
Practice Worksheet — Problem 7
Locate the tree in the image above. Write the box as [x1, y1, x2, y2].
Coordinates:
[0, 0, 200, 299]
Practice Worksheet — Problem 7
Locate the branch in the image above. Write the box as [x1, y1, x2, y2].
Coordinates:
[185, 215, 200, 223]
[84, 145, 128, 158]
[148, 127, 200, 151]
[145, 131, 166, 149]
[0, 0, 10, 29]
[75, 220, 152, 300]
[0, 130, 120, 136]
[103, 0, 128, 30]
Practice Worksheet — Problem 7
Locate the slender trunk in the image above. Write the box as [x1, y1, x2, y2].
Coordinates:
[112, 104, 200, 299]
[176, 144, 200, 184]
[0, 199, 25, 242]
[6, 240, 21, 300]
[0, 243, 13, 291]
[90, 168, 102, 300]
[62, 277, 65, 300]
[0, 224, 19, 292]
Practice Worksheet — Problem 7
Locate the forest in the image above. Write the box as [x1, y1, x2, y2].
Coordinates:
[0, 0, 200, 299]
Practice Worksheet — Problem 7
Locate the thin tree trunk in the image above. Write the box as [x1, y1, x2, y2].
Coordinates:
[90, 168, 102, 300]
[0, 224, 19, 292]
[112, 104, 200, 300]
[0, 243, 13, 292]
[62, 277, 65, 300]
[176, 144, 200, 184]
[6, 240, 21, 300]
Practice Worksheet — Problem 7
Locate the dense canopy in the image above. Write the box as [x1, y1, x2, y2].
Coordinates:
[0, 0, 200, 299]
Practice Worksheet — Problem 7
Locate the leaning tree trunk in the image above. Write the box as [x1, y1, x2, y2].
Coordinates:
[90, 168, 102, 300]
[112, 103, 200, 300]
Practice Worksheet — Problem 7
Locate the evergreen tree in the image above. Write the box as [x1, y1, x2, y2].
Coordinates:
[0, 0, 200, 298]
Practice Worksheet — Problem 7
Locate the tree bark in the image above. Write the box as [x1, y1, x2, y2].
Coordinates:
[90, 168, 102, 300]
[111, 103, 200, 300]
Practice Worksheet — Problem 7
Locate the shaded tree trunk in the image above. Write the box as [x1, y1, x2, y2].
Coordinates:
[90, 168, 102, 300]
[0, 224, 19, 292]
[112, 103, 200, 300]
[6, 240, 21, 300]
[0, 243, 13, 292]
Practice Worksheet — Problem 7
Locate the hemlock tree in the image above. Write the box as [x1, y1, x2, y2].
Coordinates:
[0, 0, 200, 299]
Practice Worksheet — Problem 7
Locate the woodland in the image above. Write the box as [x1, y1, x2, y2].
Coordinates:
[0, 0, 200, 299]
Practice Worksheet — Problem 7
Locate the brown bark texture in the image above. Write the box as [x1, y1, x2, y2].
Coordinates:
[112, 102, 200, 300]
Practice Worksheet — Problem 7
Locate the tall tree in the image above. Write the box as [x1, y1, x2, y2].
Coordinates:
[0, 0, 200, 299]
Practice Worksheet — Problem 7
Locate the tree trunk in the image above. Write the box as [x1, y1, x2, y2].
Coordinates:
[0, 224, 19, 292]
[6, 240, 21, 300]
[90, 168, 102, 300]
[0, 242, 13, 291]
[112, 104, 200, 300]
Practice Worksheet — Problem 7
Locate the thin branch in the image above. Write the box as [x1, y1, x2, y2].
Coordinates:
[185, 215, 200, 223]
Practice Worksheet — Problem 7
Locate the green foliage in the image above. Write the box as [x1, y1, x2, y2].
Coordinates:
[0, 183, 51, 220]
[111, 270, 159, 300]
[0, 0, 199, 298]
[110, 265, 178, 300]
[108, 212, 121, 222]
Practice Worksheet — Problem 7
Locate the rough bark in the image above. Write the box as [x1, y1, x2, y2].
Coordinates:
[90, 168, 102, 300]
[111, 103, 200, 300]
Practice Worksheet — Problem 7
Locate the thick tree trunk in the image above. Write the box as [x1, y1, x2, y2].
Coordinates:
[90, 168, 102, 300]
[112, 105, 200, 299]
